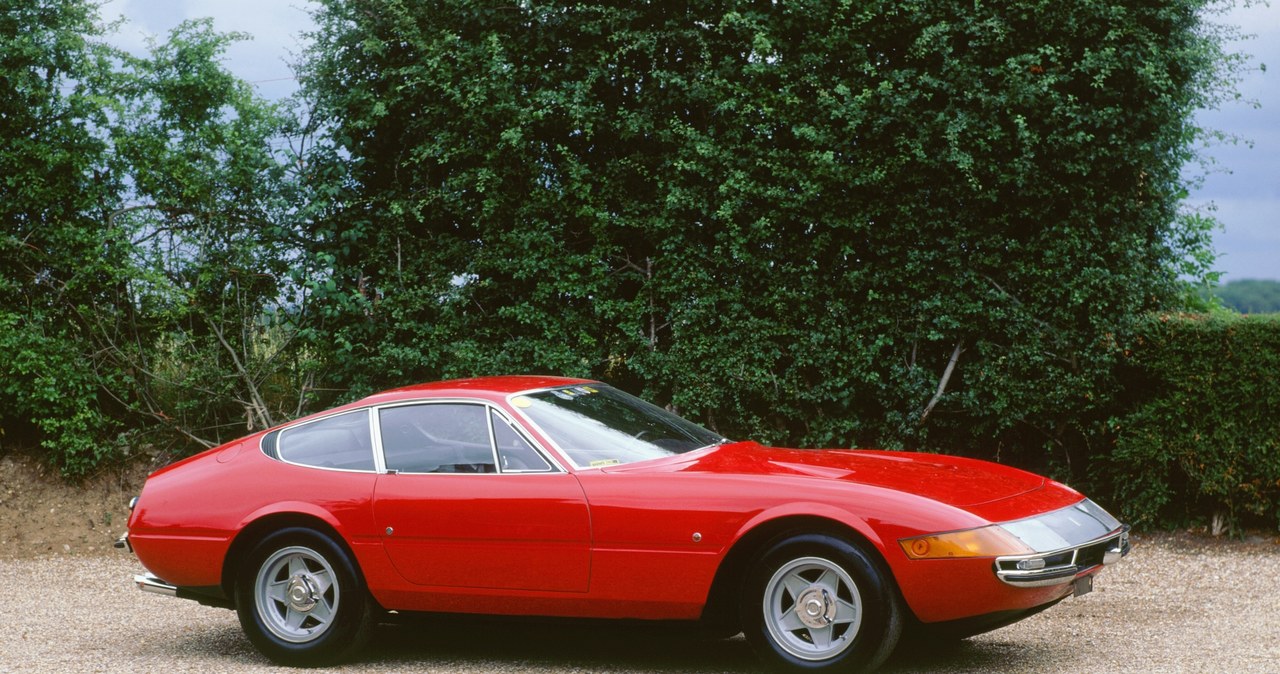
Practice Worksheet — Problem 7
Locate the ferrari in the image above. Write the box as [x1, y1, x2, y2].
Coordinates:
[121, 375, 1129, 671]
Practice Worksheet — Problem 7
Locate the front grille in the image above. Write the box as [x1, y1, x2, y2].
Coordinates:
[1043, 551, 1074, 568]
[1075, 538, 1111, 568]
[993, 528, 1128, 588]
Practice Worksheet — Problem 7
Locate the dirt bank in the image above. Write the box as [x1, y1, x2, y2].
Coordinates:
[0, 451, 149, 560]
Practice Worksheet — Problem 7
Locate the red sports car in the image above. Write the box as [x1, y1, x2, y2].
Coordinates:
[121, 376, 1129, 672]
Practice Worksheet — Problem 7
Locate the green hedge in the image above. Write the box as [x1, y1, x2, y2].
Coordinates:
[1107, 313, 1280, 530]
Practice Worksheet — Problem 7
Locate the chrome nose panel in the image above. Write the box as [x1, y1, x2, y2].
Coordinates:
[994, 525, 1131, 588]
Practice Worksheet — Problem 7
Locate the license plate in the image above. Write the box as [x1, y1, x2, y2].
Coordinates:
[1073, 575, 1094, 597]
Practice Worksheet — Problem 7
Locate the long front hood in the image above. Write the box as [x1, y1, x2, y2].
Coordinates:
[642, 443, 1049, 509]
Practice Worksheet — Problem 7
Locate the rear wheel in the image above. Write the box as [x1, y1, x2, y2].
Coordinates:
[742, 534, 902, 672]
[235, 527, 373, 666]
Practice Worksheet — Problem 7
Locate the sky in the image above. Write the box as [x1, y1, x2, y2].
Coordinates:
[1185, 2, 1280, 282]
[100, 0, 316, 101]
[100, 0, 1279, 282]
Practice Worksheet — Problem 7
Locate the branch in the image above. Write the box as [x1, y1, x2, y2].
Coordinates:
[108, 203, 196, 228]
[91, 363, 217, 449]
[609, 254, 647, 277]
[919, 340, 965, 425]
[147, 412, 218, 449]
[205, 317, 276, 429]
[982, 274, 1058, 335]
[295, 370, 316, 418]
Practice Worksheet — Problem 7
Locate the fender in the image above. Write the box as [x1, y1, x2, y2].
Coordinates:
[236, 500, 348, 535]
[730, 501, 886, 553]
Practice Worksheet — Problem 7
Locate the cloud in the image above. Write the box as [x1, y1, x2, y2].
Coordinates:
[100, 0, 317, 99]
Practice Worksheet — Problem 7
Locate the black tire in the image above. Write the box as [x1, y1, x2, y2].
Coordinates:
[741, 533, 903, 673]
[235, 527, 374, 666]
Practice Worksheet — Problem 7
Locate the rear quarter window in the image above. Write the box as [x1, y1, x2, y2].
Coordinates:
[276, 410, 375, 471]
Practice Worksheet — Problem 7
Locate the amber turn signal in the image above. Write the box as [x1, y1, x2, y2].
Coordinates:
[899, 525, 1033, 560]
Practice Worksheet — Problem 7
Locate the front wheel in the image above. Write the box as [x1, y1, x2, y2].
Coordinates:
[235, 527, 373, 666]
[742, 534, 902, 672]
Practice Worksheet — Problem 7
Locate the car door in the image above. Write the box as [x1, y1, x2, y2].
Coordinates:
[371, 401, 591, 593]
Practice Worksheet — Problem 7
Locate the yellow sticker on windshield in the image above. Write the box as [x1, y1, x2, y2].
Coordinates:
[590, 459, 622, 467]
[512, 396, 532, 408]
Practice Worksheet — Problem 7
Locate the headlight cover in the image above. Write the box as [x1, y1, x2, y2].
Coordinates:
[997, 498, 1121, 552]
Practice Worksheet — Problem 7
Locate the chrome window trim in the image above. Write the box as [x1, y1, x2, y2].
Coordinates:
[488, 407, 555, 474]
[262, 407, 380, 474]
[505, 386, 599, 472]
[371, 398, 566, 475]
[368, 405, 387, 474]
[259, 397, 567, 475]
[483, 403, 500, 469]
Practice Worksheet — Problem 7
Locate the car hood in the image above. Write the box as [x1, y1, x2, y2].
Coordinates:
[608, 442, 1046, 508]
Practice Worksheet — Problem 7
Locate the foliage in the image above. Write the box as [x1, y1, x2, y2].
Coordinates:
[96, 19, 319, 449]
[1208, 278, 1280, 314]
[0, 0, 123, 473]
[1106, 313, 1280, 531]
[0, 0, 1257, 491]
[298, 0, 1237, 482]
[0, 3, 310, 473]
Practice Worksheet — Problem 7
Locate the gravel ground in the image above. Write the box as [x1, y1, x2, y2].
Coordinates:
[0, 534, 1276, 673]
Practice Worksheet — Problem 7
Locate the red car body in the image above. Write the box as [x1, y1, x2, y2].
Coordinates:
[125, 375, 1129, 671]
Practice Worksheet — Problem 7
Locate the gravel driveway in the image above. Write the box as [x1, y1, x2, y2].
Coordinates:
[1, 534, 1276, 673]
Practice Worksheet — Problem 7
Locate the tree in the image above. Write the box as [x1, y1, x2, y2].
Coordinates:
[0, 0, 123, 472]
[1, 3, 312, 473]
[297, 0, 1238, 480]
[95, 19, 318, 450]
[1211, 279, 1280, 314]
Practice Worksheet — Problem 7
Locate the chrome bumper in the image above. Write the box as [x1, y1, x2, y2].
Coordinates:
[994, 525, 1131, 588]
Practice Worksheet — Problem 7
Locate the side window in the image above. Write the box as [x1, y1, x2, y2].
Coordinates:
[278, 410, 374, 471]
[380, 403, 496, 473]
[491, 410, 552, 473]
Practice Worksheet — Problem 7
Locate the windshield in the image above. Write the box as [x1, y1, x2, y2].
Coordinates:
[512, 384, 726, 468]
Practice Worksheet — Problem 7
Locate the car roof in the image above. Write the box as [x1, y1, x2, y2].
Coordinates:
[363, 375, 594, 405]
[252, 376, 596, 437]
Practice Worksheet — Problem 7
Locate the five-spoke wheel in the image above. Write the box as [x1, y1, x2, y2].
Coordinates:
[742, 534, 901, 672]
[763, 556, 864, 661]
[254, 545, 340, 643]
[236, 528, 373, 665]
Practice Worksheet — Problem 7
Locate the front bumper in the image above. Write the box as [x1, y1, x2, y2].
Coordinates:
[994, 525, 1131, 588]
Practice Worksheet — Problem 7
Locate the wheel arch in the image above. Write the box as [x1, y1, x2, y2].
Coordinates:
[220, 511, 367, 606]
[701, 511, 902, 632]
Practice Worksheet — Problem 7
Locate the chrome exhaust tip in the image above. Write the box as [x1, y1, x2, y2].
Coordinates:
[134, 573, 178, 597]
